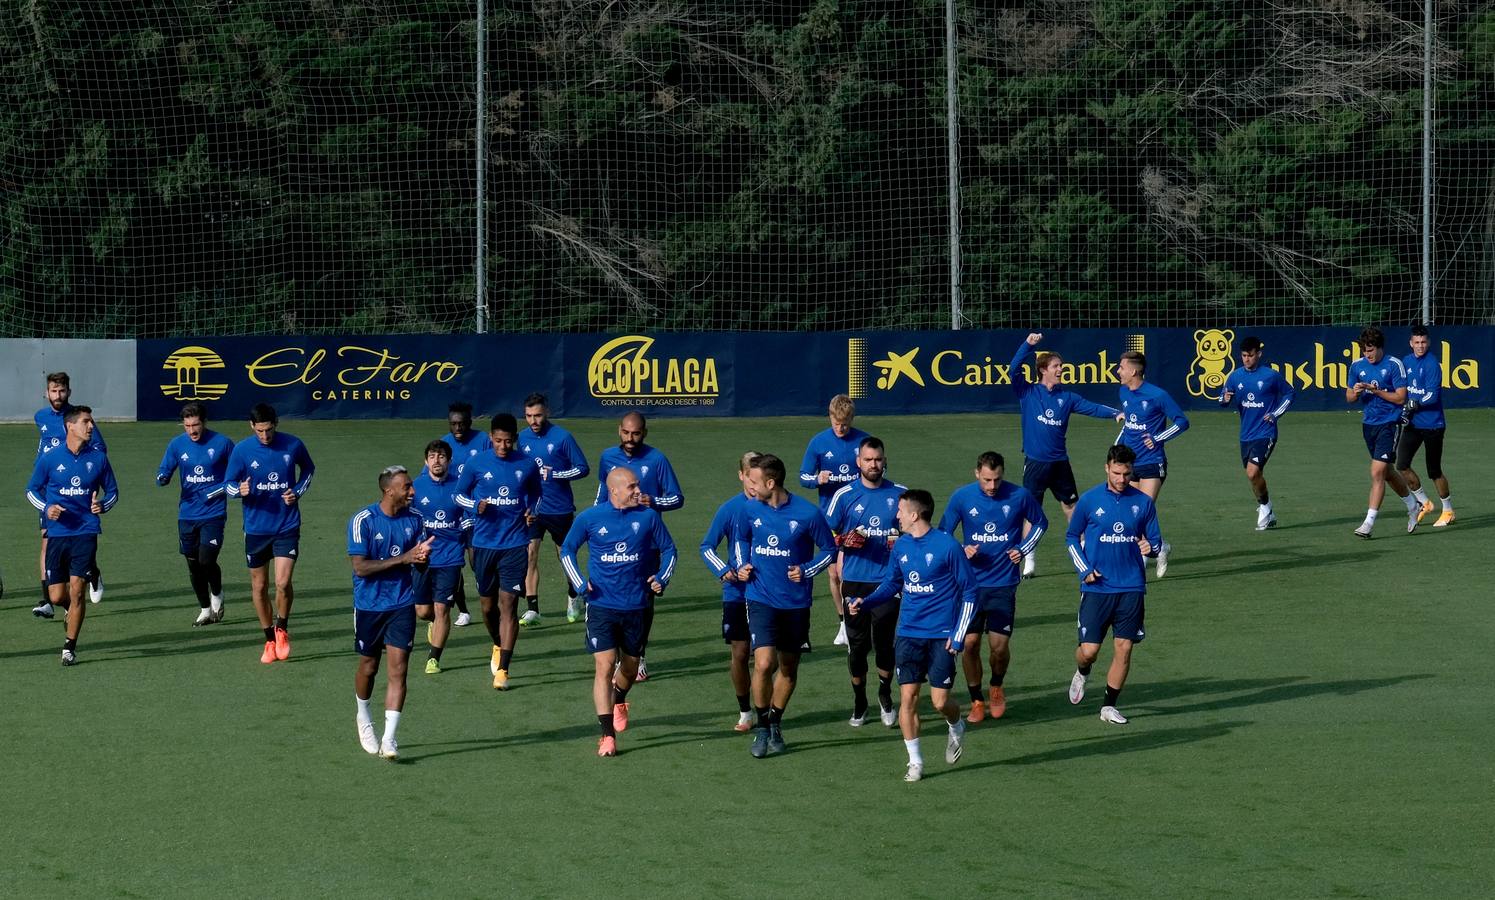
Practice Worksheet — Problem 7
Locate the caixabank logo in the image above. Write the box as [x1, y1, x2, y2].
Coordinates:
[160, 346, 230, 401]
[588, 336, 719, 407]
[847, 335, 1142, 398]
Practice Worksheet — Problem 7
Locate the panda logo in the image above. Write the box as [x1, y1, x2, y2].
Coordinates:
[1186, 328, 1234, 400]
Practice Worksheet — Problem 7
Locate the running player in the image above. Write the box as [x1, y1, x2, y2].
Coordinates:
[455, 413, 542, 690]
[594, 411, 683, 680]
[1220, 336, 1295, 530]
[1397, 325, 1454, 527]
[438, 402, 489, 626]
[1347, 327, 1420, 538]
[520, 392, 590, 626]
[349, 465, 434, 760]
[1065, 445, 1162, 725]
[32, 371, 106, 618]
[731, 454, 836, 758]
[25, 406, 119, 666]
[411, 441, 471, 674]
[560, 467, 677, 757]
[825, 437, 905, 728]
[155, 402, 234, 625]
[1116, 350, 1187, 575]
[846, 489, 976, 782]
[937, 451, 1046, 723]
[798, 394, 869, 646]
[699, 450, 763, 732]
[1009, 334, 1120, 577]
[225, 403, 315, 664]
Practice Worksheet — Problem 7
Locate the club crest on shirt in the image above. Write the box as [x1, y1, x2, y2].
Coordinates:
[924, 552, 934, 567]
[631, 521, 640, 533]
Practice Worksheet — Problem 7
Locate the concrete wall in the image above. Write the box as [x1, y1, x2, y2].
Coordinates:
[0, 340, 138, 422]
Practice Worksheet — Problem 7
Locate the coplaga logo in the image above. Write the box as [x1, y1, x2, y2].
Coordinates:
[587, 336, 718, 407]
[1186, 329, 1233, 400]
[161, 346, 229, 401]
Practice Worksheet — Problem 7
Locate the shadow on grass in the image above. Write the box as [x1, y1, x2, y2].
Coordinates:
[942, 719, 1254, 774]
[996, 673, 1432, 730]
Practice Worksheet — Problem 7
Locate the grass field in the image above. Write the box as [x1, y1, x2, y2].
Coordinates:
[3, 410, 1492, 898]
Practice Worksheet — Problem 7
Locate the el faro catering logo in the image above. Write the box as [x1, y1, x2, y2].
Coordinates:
[588, 336, 718, 407]
[160, 346, 229, 401]
[161, 343, 462, 403]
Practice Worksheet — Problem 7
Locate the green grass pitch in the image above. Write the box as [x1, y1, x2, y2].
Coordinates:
[3, 410, 1492, 897]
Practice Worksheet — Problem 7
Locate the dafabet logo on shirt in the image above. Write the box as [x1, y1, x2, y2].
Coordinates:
[160, 346, 229, 401]
[587, 335, 718, 407]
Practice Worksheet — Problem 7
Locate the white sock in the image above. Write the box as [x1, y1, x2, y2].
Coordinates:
[1412, 488, 1429, 505]
[947, 716, 962, 732]
[1442, 495, 1453, 512]
[355, 695, 372, 726]
[1365, 509, 1379, 526]
[904, 738, 922, 766]
[1402, 494, 1418, 512]
[209, 591, 223, 613]
[382, 710, 401, 744]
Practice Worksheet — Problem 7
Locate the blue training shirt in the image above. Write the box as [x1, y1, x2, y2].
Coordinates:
[35, 405, 105, 457]
[1403, 351, 1445, 429]
[156, 430, 235, 522]
[731, 493, 836, 610]
[559, 503, 677, 612]
[825, 478, 906, 584]
[860, 528, 978, 642]
[347, 503, 426, 612]
[224, 432, 315, 536]
[520, 422, 590, 515]
[1349, 355, 1407, 426]
[700, 491, 753, 603]
[1065, 482, 1162, 594]
[412, 471, 471, 568]
[1222, 364, 1294, 442]
[938, 480, 1047, 588]
[442, 429, 492, 478]
[594, 444, 683, 511]
[799, 426, 871, 511]
[27, 443, 120, 538]
[1117, 382, 1189, 468]
[455, 449, 542, 550]
[1010, 339, 1120, 462]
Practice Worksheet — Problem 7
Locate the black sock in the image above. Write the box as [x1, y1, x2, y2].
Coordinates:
[88, 566, 100, 589]
[968, 684, 983, 703]
[186, 560, 210, 608]
[499, 648, 514, 670]
[454, 595, 470, 615]
[736, 693, 751, 713]
[990, 673, 1005, 687]
[1078, 663, 1092, 676]
[768, 705, 785, 726]
[429, 646, 444, 661]
[1103, 685, 1121, 707]
[1260, 489, 1270, 504]
[63, 637, 77, 652]
[755, 705, 770, 728]
[837, 612, 844, 623]
[597, 713, 615, 737]
[877, 674, 893, 706]
[852, 681, 868, 715]
[527, 595, 539, 613]
[263, 626, 275, 641]
[612, 684, 630, 705]
[205, 563, 222, 596]
[274, 616, 288, 631]
[40, 580, 49, 604]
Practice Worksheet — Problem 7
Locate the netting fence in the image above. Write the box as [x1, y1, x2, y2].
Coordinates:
[3, 0, 1494, 337]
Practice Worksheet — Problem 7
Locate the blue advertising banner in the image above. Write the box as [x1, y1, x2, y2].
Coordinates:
[137, 327, 1492, 421]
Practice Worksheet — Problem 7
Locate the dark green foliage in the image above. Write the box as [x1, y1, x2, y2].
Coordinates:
[2, 1, 1493, 334]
